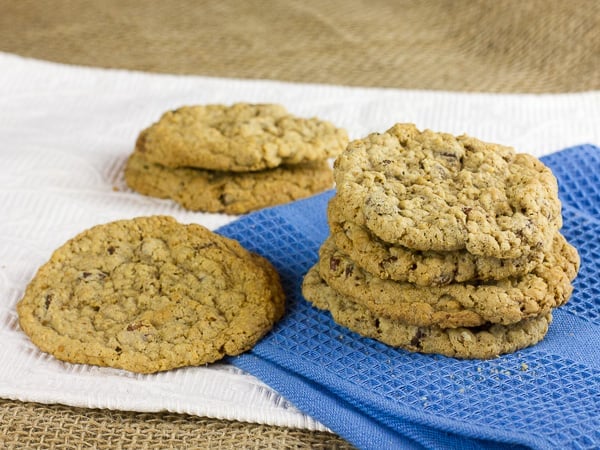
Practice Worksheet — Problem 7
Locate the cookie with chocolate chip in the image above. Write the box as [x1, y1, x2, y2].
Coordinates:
[317, 234, 578, 328]
[328, 195, 543, 286]
[333, 123, 562, 259]
[17, 216, 285, 373]
[125, 150, 334, 214]
[302, 265, 552, 359]
[137, 103, 348, 172]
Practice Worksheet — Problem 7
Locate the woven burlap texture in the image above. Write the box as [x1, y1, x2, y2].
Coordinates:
[0, 399, 354, 450]
[0, 0, 598, 92]
[0, 0, 598, 448]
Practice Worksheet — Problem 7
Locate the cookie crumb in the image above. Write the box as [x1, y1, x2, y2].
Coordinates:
[520, 362, 529, 371]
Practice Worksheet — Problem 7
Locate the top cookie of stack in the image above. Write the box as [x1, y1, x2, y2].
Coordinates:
[334, 123, 561, 259]
[125, 103, 348, 214]
[303, 123, 579, 359]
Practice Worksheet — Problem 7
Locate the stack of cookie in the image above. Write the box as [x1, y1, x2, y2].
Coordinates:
[125, 103, 348, 214]
[303, 123, 580, 359]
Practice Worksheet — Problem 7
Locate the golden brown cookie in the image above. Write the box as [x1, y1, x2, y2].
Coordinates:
[333, 123, 562, 259]
[137, 103, 348, 172]
[124, 151, 334, 214]
[317, 234, 578, 328]
[328, 194, 543, 286]
[302, 265, 552, 359]
[17, 216, 285, 373]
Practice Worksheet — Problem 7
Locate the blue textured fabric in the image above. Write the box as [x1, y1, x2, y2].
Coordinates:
[220, 144, 600, 450]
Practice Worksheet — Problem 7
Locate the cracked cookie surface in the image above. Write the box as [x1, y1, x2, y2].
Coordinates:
[328, 195, 543, 285]
[125, 151, 333, 214]
[302, 265, 552, 359]
[333, 123, 562, 258]
[17, 216, 285, 373]
[138, 103, 348, 172]
[317, 234, 578, 328]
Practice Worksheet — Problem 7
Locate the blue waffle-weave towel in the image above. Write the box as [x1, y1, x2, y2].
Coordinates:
[219, 144, 600, 450]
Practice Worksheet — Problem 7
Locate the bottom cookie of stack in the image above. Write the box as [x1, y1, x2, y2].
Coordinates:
[302, 265, 552, 359]
[125, 152, 334, 215]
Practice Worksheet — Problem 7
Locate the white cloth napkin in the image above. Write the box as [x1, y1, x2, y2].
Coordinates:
[0, 52, 598, 429]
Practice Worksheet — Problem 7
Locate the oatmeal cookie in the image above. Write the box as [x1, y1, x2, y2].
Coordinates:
[302, 265, 552, 359]
[317, 234, 578, 328]
[17, 216, 285, 373]
[328, 195, 543, 285]
[125, 151, 333, 214]
[137, 103, 348, 171]
[333, 123, 562, 258]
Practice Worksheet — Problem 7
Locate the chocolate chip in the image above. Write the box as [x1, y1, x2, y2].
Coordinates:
[344, 264, 354, 277]
[107, 246, 116, 255]
[410, 329, 425, 348]
[126, 322, 143, 332]
[329, 257, 340, 271]
[44, 294, 53, 309]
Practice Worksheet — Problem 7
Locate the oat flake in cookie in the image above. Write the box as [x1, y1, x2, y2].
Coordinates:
[138, 103, 349, 172]
[17, 216, 285, 374]
[333, 123, 562, 259]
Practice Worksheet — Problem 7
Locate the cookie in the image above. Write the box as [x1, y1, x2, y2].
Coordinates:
[333, 123, 562, 259]
[317, 234, 578, 328]
[328, 195, 543, 286]
[17, 216, 285, 373]
[137, 103, 348, 172]
[302, 265, 552, 359]
[125, 151, 334, 214]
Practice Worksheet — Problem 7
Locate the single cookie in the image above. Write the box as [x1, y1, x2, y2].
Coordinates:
[333, 123, 562, 258]
[17, 216, 285, 373]
[137, 103, 348, 172]
[317, 234, 578, 328]
[302, 265, 552, 359]
[125, 151, 334, 214]
[328, 195, 543, 286]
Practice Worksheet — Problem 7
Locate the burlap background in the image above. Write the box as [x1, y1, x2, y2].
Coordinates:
[1, 0, 599, 92]
[0, 1, 598, 448]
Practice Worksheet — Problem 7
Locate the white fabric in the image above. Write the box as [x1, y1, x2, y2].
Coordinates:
[0, 52, 598, 430]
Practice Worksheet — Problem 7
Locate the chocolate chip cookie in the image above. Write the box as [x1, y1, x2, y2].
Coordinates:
[317, 233, 578, 328]
[302, 265, 553, 359]
[328, 195, 543, 286]
[333, 123, 562, 259]
[137, 103, 348, 172]
[17, 216, 285, 373]
[125, 151, 333, 214]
